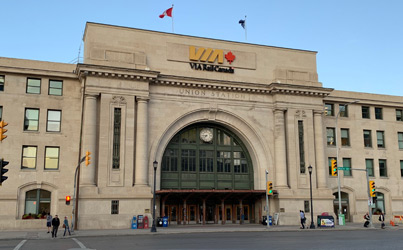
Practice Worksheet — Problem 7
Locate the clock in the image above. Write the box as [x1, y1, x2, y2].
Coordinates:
[200, 128, 213, 142]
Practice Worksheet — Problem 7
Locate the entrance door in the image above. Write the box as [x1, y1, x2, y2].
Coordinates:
[169, 205, 178, 224]
[225, 205, 232, 223]
[187, 205, 196, 224]
[236, 205, 250, 222]
[333, 192, 350, 222]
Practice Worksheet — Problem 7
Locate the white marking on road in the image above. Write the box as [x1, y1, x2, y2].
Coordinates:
[13, 240, 27, 250]
[72, 238, 87, 249]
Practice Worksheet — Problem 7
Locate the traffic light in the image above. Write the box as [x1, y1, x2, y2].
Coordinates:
[85, 151, 91, 166]
[0, 158, 9, 184]
[0, 121, 8, 141]
[331, 159, 338, 176]
[369, 181, 376, 197]
[267, 181, 273, 195]
[65, 196, 71, 205]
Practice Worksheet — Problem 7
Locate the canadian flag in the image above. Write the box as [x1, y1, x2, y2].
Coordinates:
[159, 7, 173, 18]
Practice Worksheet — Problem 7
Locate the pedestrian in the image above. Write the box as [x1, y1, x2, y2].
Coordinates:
[379, 211, 385, 229]
[46, 213, 52, 233]
[300, 210, 306, 229]
[63, 216, 71, 236]
[51, 215, 60, 238]
[363, 212, 370, 227]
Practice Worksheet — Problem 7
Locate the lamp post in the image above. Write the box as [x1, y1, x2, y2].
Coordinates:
[151, 160, 158, 233]
[335, 100, 359, 226]
[308, 165, 315, 229]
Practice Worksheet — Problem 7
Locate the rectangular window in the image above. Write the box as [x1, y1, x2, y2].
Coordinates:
[341, 129, 350, 146]
[298, 121, 305, 173]
[26, 78, 41, 94]
[339, 105, 348, 117]
[366, 159, 374, 177]
[375, 107, 383, 120]
[328, 157, 336, 175]
[377, 131, 385, 148]
[362, 106, 370, 119]
[396, 109, 403, 121]
[24, 108, 39, 131]
[400, 161, 403, 177]
[379, 159, 387, 177]
[304, 201, 310, 213]
[112, 108, 121, 169]
[111, 200, 119, 214]
[48, 80, 63, 96]
[217, 151, 231, 172]
[47, 110, 61, 132]
[200, 150, 214, 172]
[162, 149, 178, 171]
[233, 151, 247, 173]
[363, 130, 372, 147]
[22, 146, 37, 169]
[181, 149, 196, 171]
[45, 147, 60, 170]
[327, 128, 336, 146]
[0, 106, 2, 121]
[398, 132, 403, 149]
[343, 158, 352, 176]
[325, 103, 334, 116]
[0, 75, 4, 91]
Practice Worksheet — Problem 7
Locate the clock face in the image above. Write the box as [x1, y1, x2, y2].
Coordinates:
[200, 128, 213, 142]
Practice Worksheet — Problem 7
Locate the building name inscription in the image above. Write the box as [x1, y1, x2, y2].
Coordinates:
[179, 88, 246, 100]
[189, 63, 234, 73]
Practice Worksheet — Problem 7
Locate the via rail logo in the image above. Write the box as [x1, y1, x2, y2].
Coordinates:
[188, 46, 235, 73]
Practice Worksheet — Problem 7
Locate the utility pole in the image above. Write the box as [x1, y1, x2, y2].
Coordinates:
[265, 170, 270, 229]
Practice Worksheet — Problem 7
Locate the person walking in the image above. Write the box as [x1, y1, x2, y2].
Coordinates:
[363, 212, 370, 227]
[300, 210, 306, 229]
[51, 215, 60, 238]
[63, 216, 71, 236]
[46, 213, 52, 233]
[379, 211, 385, 229]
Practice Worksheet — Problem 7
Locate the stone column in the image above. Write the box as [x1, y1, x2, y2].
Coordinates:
[134, 97, 149, 186]
[81, 94, 98, 186]
[274, 109, 288, 188]
[313, 110, 327, 188]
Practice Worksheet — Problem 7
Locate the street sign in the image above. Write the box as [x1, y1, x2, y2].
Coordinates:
[338, 167, 351, 170]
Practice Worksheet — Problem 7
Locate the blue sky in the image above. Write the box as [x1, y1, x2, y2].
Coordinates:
[1, 0, 402, 96]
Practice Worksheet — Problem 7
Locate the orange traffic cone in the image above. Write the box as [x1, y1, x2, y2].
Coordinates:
[390, 220, 395, 226]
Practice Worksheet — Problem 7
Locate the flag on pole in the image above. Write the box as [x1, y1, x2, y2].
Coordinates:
[239, 19, 245, 29]
[159, 7, 173, 18]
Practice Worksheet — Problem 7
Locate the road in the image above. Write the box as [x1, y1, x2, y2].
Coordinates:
[2, 230, 403, 250]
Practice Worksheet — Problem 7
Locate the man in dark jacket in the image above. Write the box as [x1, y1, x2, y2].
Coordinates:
[51, 215, 60, 238]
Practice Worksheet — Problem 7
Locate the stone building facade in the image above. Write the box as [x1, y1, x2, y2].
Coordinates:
[0, 22, 402, 229]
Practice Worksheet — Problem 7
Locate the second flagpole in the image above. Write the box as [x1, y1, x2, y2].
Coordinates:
[172, 4, 174, 33]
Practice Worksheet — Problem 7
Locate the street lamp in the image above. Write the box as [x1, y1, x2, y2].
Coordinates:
[151, 160, 158, 233]
[308, 165, 315, 229]
[335, 100, 359, 226]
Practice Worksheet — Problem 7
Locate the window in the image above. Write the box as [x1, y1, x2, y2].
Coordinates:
[0, 106, 2, 121]
[298, 121, 305, 173]
[327, 128, 336, 146]
[162, 149, 178, 171]
[217, 151, 231, 172]
[362, 106, 370, 119]
[375, 108, 383, 120]
[377, 131, 385, 148]
[45, 147, 59, 170]
[366, 159, 374, 177]
[304, 201, 310, 213]
[400, 161, 403, 177]
[112, 108, 121, 169]
[200, 150, 214, 172]
[181, 149, 196, 171]
[341, 129, 350, 146]
[48, 80, 63, 96]
[379, 159, 387, 177]
[399, 133, 403, 149]
[0, 75, 4, 91]
[342, 158, 352, 176]
[22, 146, 37, 169]
[339, 105, 348, 117]
[396, 109, 403, 121]
[24, 108, 39, 131]
[328, 157, 336, 175]
[363, 130, 372, 147]
[25, 189, 51, 215]
[47, 110, 61, 132]
[111, 200, 119, 214]
[325, 103, 334, 116]
[26, 78, 41, 94]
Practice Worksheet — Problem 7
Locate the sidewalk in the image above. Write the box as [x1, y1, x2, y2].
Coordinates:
[0, 223, 398, 240]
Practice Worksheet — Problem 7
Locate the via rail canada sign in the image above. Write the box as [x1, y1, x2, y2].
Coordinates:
[189, 46, 235, 74]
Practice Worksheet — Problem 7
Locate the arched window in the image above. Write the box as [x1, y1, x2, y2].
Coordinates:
[373, 192, 385, 215]
[161, 124, 253, 190]
[25, 189, 51, 215]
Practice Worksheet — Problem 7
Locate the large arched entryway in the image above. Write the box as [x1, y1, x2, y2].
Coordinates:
[158, 123, 263, 225]
[333, 191, 350, 222]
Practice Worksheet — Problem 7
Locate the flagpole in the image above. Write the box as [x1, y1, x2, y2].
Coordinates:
[172, 4, 174, 33]
[245, 15, 247, 41]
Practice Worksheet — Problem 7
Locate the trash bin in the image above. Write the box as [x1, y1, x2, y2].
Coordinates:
[162, 216, 168, 227]
[157, 217, 163, 227]
[262, 216, 267, 225]
[268, 216, 273, 226]
[317, 215, 335, 228]
[339, 214, 345, 226]
[131, 216, 137, 229]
